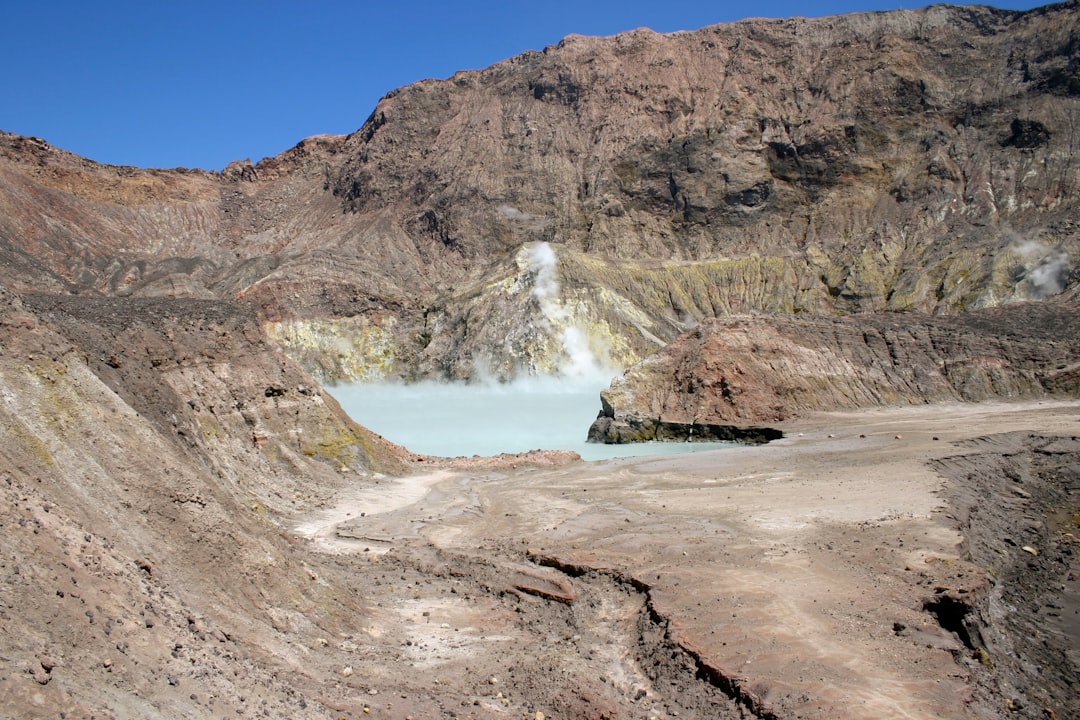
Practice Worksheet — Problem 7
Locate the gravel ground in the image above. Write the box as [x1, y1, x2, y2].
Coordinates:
[288, 399, 1080, 720]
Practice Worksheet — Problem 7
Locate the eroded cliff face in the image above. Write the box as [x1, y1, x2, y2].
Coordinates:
[2, 3, 1079, 382]
[0, 283, 413, 717]
[589, 298, 1080, 442]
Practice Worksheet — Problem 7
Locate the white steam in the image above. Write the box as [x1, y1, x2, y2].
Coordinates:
[526, 242, 561, 306]
[498, 204, 535, 222]
[1011, 239, 1071, 300]
[522, 242, 610, 380]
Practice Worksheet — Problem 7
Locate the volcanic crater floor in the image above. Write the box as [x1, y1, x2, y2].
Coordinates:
[287, 400, 1080, 720]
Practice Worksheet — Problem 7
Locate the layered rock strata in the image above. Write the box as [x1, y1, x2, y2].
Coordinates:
[590, 298, 1080, 442]
[1, 2, 1078, 381]
[0, 282, 415, 717]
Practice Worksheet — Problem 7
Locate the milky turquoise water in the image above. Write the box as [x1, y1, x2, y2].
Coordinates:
[328, 377, 735, 462]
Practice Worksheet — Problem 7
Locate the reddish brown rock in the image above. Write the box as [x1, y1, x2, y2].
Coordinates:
[590, 300, 1080, 442]
[2, 4, 1079, 381]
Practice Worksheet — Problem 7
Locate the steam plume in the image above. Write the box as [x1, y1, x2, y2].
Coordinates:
[1011, 239, 1071, 300]
[523, 242, 608, 378]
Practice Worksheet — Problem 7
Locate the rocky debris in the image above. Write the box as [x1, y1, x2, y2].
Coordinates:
[508, 567, 577, 604]
[432, 448, 583, 470]
[590, 300, 1080, 442]
[588, 414, 784, 445]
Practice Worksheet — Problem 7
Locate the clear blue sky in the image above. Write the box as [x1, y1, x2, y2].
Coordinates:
[1, 0, 1048, 170]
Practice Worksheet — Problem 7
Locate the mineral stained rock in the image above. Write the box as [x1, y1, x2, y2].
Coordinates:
[1, 3, 1079, 382]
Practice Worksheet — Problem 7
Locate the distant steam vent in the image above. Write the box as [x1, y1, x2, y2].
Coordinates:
[521, 242, 611, 380]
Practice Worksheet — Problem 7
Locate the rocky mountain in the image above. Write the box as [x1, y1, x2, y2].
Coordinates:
[1, 2, 1078, 385]
[0, 282, 417, 717]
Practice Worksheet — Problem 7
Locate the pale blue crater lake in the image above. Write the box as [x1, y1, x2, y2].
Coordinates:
[329, 376, 736, 462]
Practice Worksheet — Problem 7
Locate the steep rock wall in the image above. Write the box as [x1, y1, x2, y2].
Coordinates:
[0, 283, 414, 716]
[1, 4, 1079, 381]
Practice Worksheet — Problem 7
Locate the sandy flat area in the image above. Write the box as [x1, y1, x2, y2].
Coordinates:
[297, 399, 1080, 719]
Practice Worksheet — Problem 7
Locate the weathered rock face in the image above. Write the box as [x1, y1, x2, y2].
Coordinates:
[0, 282, 414, 717]
[323, 1, 1080, 372]
[2, 3, 1079, 382]
[590, 297, 1080, 441]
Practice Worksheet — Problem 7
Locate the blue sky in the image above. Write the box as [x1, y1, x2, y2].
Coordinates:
[1, 0, 1048, 170]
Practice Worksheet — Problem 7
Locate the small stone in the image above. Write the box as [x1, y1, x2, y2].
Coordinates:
[341, 666, 354, 677]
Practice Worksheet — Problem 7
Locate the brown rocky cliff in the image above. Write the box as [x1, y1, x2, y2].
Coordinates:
[589, 297, 1080, 442]
[2, 3, 1079, 381]
[332, 3, 1079, 307]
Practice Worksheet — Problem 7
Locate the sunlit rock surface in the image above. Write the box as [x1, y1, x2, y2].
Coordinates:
[2, 3, 1078, 383]
[1, 5, 1080, 718]
[589, 300, 1080, 441]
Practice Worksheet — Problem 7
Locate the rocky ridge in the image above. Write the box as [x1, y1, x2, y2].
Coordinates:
[1, 2, 1079, 383]
[0, 282, 415, 718]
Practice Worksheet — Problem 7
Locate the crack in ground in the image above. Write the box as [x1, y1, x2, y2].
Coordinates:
[374, 544, 755, 718]
[533, 551, 775, 719]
